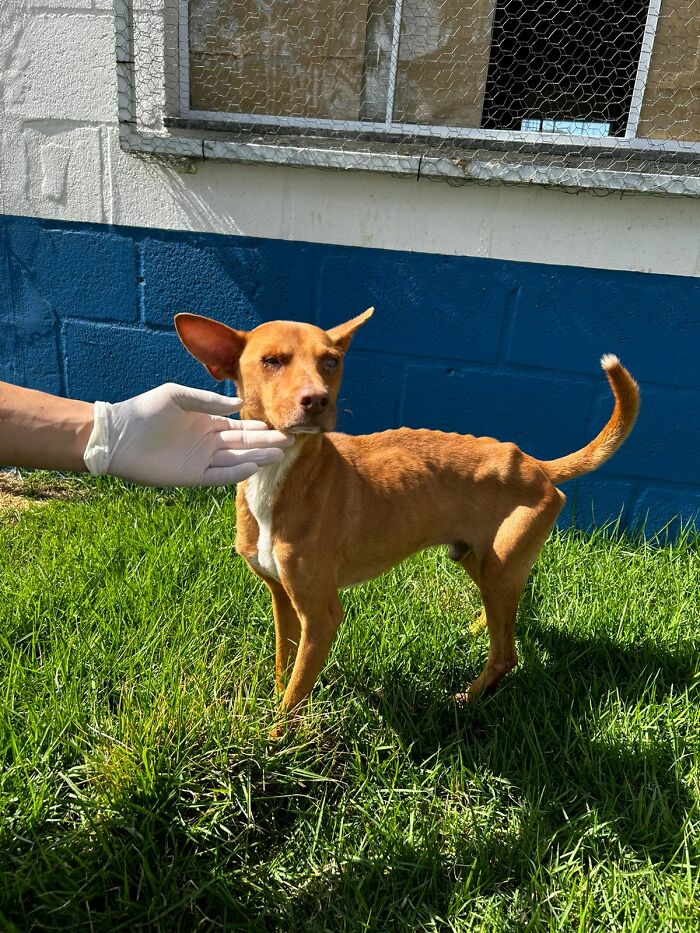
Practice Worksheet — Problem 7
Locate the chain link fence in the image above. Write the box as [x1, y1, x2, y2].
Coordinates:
[116, 0, 700, 195]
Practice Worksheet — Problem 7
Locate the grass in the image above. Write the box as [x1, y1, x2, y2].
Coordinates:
[0, 475, 698, 931]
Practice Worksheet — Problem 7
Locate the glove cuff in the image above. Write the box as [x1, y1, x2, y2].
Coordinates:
[82, 401, 111, 476]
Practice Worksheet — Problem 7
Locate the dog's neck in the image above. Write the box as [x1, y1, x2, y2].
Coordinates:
[242, 432, 324, 581]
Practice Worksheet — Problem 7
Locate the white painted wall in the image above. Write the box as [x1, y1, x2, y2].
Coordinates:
[2, 0, 700, 278]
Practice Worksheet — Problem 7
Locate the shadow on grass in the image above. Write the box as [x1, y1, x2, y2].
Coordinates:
[2, 616, 695, 930]
[365, 606, 697, 868]
[0, 809, 268, 931]
[1, 551, 697, 929]
[0, 761, 345, 931]
[281, 836, 532, 930]
[0, 813, 528, 932]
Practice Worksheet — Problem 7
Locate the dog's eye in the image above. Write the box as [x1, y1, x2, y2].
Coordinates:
[323, 356, 340, 371]
[262, 356, 284, 369]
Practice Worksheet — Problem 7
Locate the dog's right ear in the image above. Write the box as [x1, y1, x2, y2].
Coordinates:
[174, 313, 247, 381]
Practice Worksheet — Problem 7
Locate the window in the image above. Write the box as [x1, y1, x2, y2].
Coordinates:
[116, 0, 700, 195]
[481, 0, 649, 136]
[180, 0, 500, 134]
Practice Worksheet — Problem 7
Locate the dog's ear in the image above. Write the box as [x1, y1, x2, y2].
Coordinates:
[326, 307, 374, 352]
[174, 313, 247, 381]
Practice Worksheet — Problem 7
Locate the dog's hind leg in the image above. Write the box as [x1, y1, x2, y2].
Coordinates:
[456, 581, 521, 702]
[454, 547, 488, 636]
[455, 490, 564, 703]
[469, 608, 488, 636]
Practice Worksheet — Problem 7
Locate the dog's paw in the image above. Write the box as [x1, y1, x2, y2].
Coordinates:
[268, 719, 294, 744]
[268, 724, 284, 744]
[452, 690, 476, 707]
[268, 710, 301, 745]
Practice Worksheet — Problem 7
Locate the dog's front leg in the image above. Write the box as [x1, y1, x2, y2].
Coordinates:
[264, 578, 302, 695]
[274, 574, 343, 727]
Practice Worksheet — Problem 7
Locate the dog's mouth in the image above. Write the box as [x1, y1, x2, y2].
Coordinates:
[284, 424, 323, 435]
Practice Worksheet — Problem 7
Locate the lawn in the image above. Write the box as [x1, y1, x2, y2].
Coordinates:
[0, 475, 698, 931]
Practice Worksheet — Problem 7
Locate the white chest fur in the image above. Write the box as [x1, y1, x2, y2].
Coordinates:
[243, 444, 300, 581]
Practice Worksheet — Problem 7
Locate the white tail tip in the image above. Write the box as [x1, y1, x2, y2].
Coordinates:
[600, 353, 620, 370]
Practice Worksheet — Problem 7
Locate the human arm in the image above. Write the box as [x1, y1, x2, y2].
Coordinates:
[0, 381, 292, 486]
[0, 381, 94, 472]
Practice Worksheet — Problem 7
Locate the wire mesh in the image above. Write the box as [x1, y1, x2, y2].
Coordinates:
[116, 0, 700, 194]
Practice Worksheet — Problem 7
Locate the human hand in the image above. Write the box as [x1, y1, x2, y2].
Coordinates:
[83, 383, 293, 487]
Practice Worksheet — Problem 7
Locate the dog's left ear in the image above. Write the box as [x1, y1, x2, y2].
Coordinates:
[326, 307, 374, 352]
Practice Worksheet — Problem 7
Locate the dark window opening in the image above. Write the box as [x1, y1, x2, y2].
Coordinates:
[481, 0, 649, 137]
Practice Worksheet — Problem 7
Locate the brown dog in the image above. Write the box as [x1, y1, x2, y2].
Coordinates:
[175, 309, 639, 725]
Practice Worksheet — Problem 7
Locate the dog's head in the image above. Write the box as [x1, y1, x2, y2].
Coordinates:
[174, 309, 373, 434]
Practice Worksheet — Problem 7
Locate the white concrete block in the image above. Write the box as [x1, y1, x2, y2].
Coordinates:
[483, 184, 700, 278]
[107, 126, 193, 230]
[39, 138, 73, 201]
[0, 115, 30, 210]
[7, 13, 117, 124]
[107, 125, 292, 237]
[1, 117, 106, 223]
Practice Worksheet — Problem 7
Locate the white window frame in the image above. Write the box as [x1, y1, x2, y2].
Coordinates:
[116, 0, 700, 195]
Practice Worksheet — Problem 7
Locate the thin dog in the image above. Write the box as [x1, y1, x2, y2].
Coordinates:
[175, 309, 639, 726]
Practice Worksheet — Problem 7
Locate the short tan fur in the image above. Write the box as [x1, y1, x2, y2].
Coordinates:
[175, 310, 640, 732]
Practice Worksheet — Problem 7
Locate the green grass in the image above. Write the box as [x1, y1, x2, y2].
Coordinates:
[0, 477, 698, 931]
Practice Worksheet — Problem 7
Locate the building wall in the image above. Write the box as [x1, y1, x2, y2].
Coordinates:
[1, 0, 699, 532]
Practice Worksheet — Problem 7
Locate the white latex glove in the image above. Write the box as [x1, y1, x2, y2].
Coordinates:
[82, 383, 293, 487]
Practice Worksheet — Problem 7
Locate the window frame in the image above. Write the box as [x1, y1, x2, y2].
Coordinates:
[176, 0, 667, 147]
[116, 0, 700, 196]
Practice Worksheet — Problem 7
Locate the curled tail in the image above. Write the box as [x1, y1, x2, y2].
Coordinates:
[537, 355, 640, 484]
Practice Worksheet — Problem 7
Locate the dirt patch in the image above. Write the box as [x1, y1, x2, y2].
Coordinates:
[0, 473, 86, 511]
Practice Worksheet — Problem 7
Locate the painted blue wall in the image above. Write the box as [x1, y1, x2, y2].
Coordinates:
[1, 212, 698, 534]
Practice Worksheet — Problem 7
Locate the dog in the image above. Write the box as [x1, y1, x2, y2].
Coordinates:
[175, 308, 639, 727]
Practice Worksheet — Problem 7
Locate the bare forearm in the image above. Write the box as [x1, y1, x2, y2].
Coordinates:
[0, 382, 93, 472]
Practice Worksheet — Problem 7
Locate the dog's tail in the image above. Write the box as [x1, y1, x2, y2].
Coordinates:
[536, 355, 640, 484]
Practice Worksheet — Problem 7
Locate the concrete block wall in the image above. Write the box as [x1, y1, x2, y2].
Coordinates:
[1, 1, 699, 533]
[4, 3, 700, 270]
[2, 213, 699, 534]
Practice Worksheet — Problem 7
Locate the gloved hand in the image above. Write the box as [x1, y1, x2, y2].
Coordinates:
[82, 383, 293, 487]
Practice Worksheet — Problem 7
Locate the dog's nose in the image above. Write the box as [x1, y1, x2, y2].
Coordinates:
[299, 388, 329, 414]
